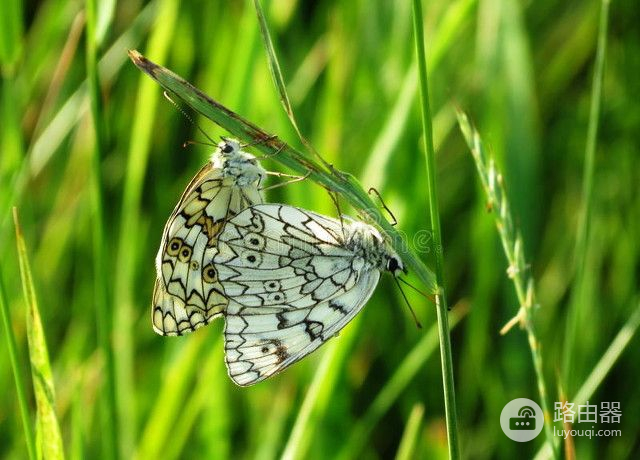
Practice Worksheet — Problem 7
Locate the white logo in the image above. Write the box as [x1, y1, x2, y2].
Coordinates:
[500, 398, 544, 442]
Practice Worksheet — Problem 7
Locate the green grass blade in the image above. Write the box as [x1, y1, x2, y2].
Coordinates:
[128, 50, 437, 294]
[85, 0, 118, 457]
[563, 0, 611, 393]
[0, 267, 36, 460]
[252, 0, 322, 160]
[395, 403, 425, 460]
[411, 1, 459, 458]
[13, 208, 65, 460]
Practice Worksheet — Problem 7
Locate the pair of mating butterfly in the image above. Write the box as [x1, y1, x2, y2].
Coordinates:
[152, 138, 405, 386]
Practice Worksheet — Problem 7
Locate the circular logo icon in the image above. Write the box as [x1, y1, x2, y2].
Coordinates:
[500, 398, 544, 442]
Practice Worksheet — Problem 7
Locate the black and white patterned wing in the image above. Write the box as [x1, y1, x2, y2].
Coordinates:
[224, 269, 380, 386]
[152, 164, 263, 336]
[213, 204, 381, 385]
[214, 204, 362, 308]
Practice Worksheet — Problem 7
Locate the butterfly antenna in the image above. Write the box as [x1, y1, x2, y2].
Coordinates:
[183, 139, 216, 148]
[394, 277, 422, 329]
[163, 91, 217, 146]
[368, 187, 397, 226]
[397, 276, 433, 300]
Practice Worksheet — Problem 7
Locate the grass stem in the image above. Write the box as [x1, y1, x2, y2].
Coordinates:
[85, 0, 118, 457]
[411, 1, 460, 458]
[563, 0, 611, 393]
[458, 112, 558, 458]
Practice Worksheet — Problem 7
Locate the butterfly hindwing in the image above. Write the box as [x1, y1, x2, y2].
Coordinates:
[224, 270, 380, 386]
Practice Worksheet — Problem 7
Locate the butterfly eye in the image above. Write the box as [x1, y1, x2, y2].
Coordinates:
[221, 143, 234, 153]
[202, 264, 217, 283]
[167, 237, 183, 256]
[178, 245, 192, 262]
[387, 257, 400, 273]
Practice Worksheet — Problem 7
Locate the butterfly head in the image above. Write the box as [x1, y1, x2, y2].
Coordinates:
[214, 137, 266, 187]
[345, 221, 405, 276]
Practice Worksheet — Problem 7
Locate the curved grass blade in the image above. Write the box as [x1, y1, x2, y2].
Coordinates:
[252, 0, 326, 165]
[128, 50, 437, 294]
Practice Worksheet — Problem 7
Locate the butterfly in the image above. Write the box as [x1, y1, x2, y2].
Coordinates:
[212, 203, 404, 386]
[152, 138, 267, 336]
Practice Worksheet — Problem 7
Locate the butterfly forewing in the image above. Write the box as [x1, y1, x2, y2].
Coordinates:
[152, 141, 265, 336]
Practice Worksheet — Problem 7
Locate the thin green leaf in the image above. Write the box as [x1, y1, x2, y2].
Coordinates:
[86, 0, 118, 456]
[395, 403, 425, 460]
[252, 0, 323, 162]
[411, 1, 459, 457]
[564, 0, 611, 393]
[13, 208, 64, 460]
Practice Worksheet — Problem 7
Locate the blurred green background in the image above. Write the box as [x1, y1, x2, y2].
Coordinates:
[1, 0, 639, 458]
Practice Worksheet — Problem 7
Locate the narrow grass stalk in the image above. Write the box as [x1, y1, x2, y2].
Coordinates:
[253, 0, 321, 161]
[563, 0, 611, 391]
[85, 0, 118, 458]
[411, 1, 459, 458]
[458, 113, 558, 458]
[0, 269, 36, 460]
[13, 208, 65, 460]
[395, 403, 425, 460]
[534, 299, 640, 460]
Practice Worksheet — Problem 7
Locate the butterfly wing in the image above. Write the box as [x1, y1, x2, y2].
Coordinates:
[214, 204, 381, 385]
[214, 204, 361, 307]
[223, 270, 379, 385]
[152, 164, 263, 336]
